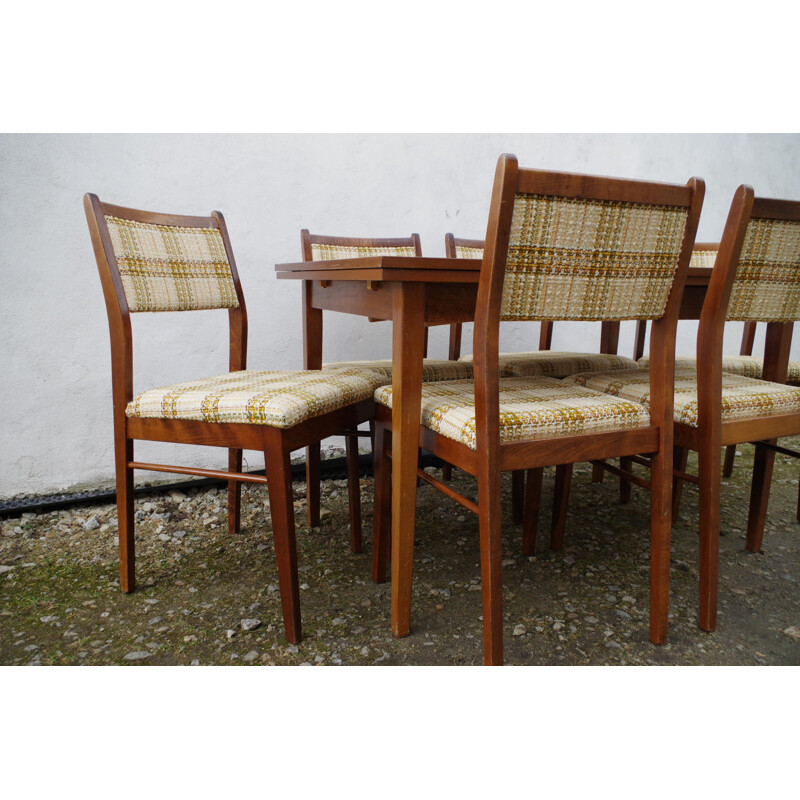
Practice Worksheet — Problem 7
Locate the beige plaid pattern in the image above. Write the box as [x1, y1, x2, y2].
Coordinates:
[565, 366, 800, 427]
[638, 354, 800, 385]
[690, 248, 718, 268]
[454, 245, 484, 259]
[322, 359, 474, 384]
[126, 367, 386, 429]
[500, 194, 689, 321]
[460, 351, 637, 378]
[105, 216, 239, 313]
[727, 217, 800, 322]
[374, 377, 650, 450]
[311, 243, 416, 260]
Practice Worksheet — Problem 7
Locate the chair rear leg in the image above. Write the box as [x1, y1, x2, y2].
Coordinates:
[228, 448, 242, 534]
[722, 444, 737, 478]
[672, 446, 689, 523]
[619, 457, 632, 504]
[345, 432, 362, 553]
[649, 445, 673, 644]
[745, 441, 777, 553]
[521, 467, 543, 556]
[371, 422, 392, 583]
[265, 444, 302, 644]
[478, 472, 504, 666]
[511, 470, 524, 525]
[550, 463, 573, 551]
[305, 443, 321, 527]
[441, 463, 453, 482]
[591, 463, 605, 483]
[117, 438, 135, 593]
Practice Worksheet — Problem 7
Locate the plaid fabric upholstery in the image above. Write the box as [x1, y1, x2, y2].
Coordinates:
[105, 216, 239, 313]
[565, 367, 800, 427]
[310, 243, 416, 260]
[374, 377, 650, 449]
[500, 194, 689, 321]
[637, 354, 800, 385]
[727, 217, 800, 322]
[460, 351, 637, 378]
[454, 245, 483, 259]
[690, 248, 717, 268]
[126, 367, 385, 428]
[322, 359, 474, 384]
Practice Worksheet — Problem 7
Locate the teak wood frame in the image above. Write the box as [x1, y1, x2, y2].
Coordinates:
[85, 196, 373, 644]
[373, 155, 704, 665]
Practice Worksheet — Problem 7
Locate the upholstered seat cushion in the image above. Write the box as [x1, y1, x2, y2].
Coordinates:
[374, 377, 650, 450]
[460, 351, 637, 378]
[322, 359, 474, 385]
[564, 367, 800, 427]
[126, 367, 386, 428]
[638, 354, 800, 385]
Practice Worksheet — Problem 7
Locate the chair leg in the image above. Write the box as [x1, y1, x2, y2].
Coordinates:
[117, 438, 135, 593]
[442, 463, 453, 482]
[305, 443, 321, 527]
[521, 467, 543, 556]
[511, 470, 524, 525]
[345, 433, 362, 553]
[477, 471, 504, 666]
[722, 444, 737, 478]
[745, 441, 777, 553]
[671, 446, 689, 523]
[228, 448, 242, 534]
[371, 422, 392, 583]
[649, 445, 673, 645]
[698, 441, 721, 632]
[796, 475, 800, 523]
[619, 457, 632, 504]
[591, 462, 605, 483]
[264, 445, 302, 644]
[550, 463, 572, 551]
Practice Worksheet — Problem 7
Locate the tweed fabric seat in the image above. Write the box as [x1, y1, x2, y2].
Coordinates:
[564, 366, 800, 427]
[127, 367, 386, 428]
[460, 351, 637, 378]
[374, 376, 650, 449]
[638, 354, 800, 385]
[322, 358, 474, 385]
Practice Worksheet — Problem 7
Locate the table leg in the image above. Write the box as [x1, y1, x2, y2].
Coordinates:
[391, 283, 426, 638]
[303, 281, 323, 527]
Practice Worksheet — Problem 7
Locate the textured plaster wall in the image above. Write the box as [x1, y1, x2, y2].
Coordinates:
[2, 133, 799, 498]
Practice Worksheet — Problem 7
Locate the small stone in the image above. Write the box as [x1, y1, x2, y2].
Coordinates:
[123, 651, 151, 661]
[615, 610, 632, 621]
[622, 595, 636, 605]
[190, 659, 200, 666]
[144, 598, 159, 605]
[226, 629, 236, 639]
[553, 621, 564, 631]
[605, 594, 617, 604]
[331, 617, 346, 626]
[148, 616, 163, 626]
[513, 624, 527, 636]
[0, 565, 15, 574]
[83, 515, 101, 531]
[243, 650, 259, 662]
[169, 491, 187, 503]
[782, 626, 800, 641]
[240, 618, 262, 631]
[40, 615, 59, 624]
[319, 507, 333, 522]
[173, 530, 187, 540]
[563, 555, 576, 565]
[605, 641, 623, 650]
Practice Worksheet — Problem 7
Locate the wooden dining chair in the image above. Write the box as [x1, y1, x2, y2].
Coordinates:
[565, 185, 800, 633]
[85, 195, 384, 644]
[372, 155, 704, 664]
[300, 229, 474, 539]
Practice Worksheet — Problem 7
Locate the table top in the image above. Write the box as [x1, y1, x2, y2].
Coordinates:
[276, 255, 482, 283]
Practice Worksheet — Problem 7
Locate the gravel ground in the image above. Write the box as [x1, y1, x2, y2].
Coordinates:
[2, 443, 800, 666]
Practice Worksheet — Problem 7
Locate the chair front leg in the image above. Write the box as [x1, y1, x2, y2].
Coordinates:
[697, 439, 722, 632]
[345, 432, 362, 553]
[228, 448, 242, 534]
[265, 441, 302, 644]
[478, 468, 504, 666]
[371, 421, 392, 583]
[117, 436, 135, 593]
[649, 445, 673, 645]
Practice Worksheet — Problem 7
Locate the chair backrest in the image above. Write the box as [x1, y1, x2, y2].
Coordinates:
[473, 154, 704, 448]
[300, 229, 428, 357]
[84, 194, 248, 414]
[698, 189, 800, 384]
[444, 234, 484, 359]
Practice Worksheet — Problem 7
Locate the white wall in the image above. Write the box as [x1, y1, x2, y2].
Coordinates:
[2, 133, 799, 499]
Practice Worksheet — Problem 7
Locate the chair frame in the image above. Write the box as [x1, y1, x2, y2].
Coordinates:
[373, 155, 704, 664]
[85, 195, 374, 643]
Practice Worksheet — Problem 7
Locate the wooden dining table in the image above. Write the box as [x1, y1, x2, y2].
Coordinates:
[276, 255, 716, 641]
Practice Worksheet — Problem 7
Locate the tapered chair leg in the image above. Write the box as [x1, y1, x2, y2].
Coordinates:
[591, 463, 605, 483]
[671, 446, 689, 523]
[265, 444, 302, 644]
[345, 433, 362, 553]
[698, 441, 721, 632]
[722, 444, 737, 478]
[745, 441, 777, 553]
[228, 448, 243, 534]
[521, 467, 543, 556]
[442, 463, 453, 482]
[550, 463, 573, 551]
[305, 443, 321, 527]
[619, 457, 632, 504]
[371, 422, 392, 583]
[477, 472, 504, 666]
[117, 437, 135, 593]
[511, 470, 525, 525]
[649, 446, 673, 645]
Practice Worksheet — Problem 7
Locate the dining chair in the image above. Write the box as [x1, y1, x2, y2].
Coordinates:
[444, 232, 641, 541]
[372, 155, 704, 664]
[85, 195, 384, 644]
[300, 229, 474, 541]
[565, 185, 800, 633]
